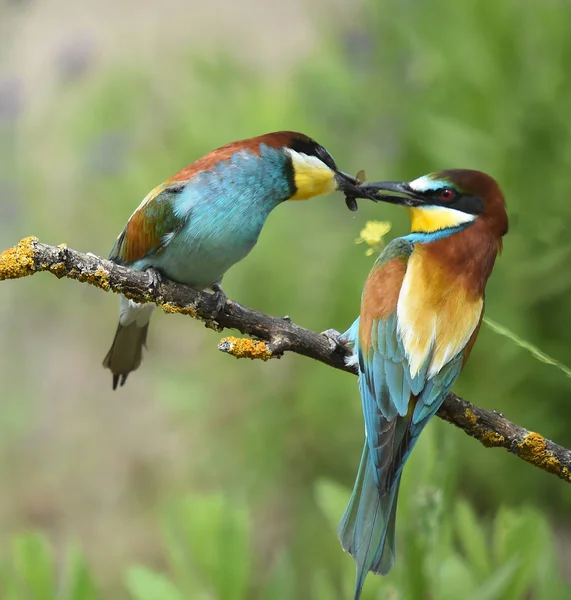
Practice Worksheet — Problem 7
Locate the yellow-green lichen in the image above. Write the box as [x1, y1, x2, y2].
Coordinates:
[204, 319, 224, 332]
[464, 408, 478, 426]
[219, 336, 272, 361]
[77, 267, 111, 291]
[517, 432, 568, 480]
[480, 431, 505, 447]
[161, 303, 197, 318]
[94, 267, 110, 290]
[0, 237, 38, 280]
[49, 262, 67, 279]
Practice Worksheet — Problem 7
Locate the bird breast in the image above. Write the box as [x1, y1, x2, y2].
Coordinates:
[397, 247, 483, 379]
[146, 159, 290, 287]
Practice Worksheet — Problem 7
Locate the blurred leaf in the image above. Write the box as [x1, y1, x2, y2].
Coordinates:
[312, 569, 339, 600]
[61, 543, 100, 600]
[466, 559, 519, 600]
[484, 317, 571, 380]
[431, 554, 477, 600]
[314, 479, 351, 533]
[125, 566, 186, 600]
[259, 553, 296, 600]
[10, 533, 55, 600]
[454, 499, 491, 579]
[533, 517, 571, 598]
[492, 506, 548, 600]
[162, 494, 251, 600]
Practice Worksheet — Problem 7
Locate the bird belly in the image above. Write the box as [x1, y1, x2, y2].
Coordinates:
[136, 215, 263, 288]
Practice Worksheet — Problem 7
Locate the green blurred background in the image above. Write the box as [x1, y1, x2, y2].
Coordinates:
[2, 0, 571, 598]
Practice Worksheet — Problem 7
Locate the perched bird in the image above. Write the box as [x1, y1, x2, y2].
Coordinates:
[338, 170, 508, 599]
[103, 131, 361, 389]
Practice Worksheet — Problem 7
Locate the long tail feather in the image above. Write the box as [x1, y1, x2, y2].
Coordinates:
[102, 321, 150, 389]
[339, 443, 401, 600]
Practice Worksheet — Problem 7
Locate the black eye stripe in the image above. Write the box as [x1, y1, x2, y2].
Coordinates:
[451, 194, 484, 215]
[418, 187, 484, 215]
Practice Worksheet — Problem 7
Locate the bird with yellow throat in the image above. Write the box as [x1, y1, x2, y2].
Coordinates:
[103, 131, 363, 389]
[336, 170, 508, 599]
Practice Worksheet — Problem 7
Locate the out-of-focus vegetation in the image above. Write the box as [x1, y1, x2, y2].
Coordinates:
[1, 486, 568, 600]
[2, 0, 571, 597]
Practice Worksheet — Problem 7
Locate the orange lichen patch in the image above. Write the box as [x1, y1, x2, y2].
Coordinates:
[95, 267, 111, 290]
[480, 431, 505, 447]
[76, 267, 111, 291]
[0, 236, 37, 280]
[218, 336, 272, 361]
[517, 432, 569, 481]
[459, 408, 504, 447]
[161, 303, 197, 318]
[204, 320, 224, 332]
[49, 262, 67, 279]
[464, 408, 478, 426]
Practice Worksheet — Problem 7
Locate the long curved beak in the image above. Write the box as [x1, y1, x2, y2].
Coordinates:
[355, 181, 424, 207]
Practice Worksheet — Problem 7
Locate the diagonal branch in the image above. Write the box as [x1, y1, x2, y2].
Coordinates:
[2, 237, 570, 484]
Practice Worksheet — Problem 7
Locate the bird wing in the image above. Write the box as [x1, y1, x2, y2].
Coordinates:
[352, 237, 483, 494]
[109, 182, 187, 265]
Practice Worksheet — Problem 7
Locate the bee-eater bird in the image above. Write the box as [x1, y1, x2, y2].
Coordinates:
[103, 131, 361, 389]
[338, 170, 508, 599]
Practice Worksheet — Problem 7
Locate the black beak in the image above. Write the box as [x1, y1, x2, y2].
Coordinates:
[334, 171, 374, 212]
[353, 181, 424, 207]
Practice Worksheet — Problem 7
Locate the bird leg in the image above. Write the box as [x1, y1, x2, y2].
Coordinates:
[320, 328, 348, 352]
[145, 267, 164, 295]
[210, 283, 228, 322]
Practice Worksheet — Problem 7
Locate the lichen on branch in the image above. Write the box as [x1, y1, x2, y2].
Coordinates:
[218, 337, 273, 361]
[0, 236, 38, 279]
[2, 236, 571, 485]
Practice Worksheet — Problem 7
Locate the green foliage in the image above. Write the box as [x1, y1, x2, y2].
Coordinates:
[484, 317, 571, 380]
[2, 490, 568, 600]
[127, 494, 252, 600]
[315, 480, 569, 600]
[0, 534, 100, 600]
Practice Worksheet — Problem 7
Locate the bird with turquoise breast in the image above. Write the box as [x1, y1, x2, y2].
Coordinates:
[337, 170, 508, 599]
[103, 131, 362, 389]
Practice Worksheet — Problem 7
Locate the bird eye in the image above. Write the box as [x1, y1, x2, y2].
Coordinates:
[439, 188, 455, 201]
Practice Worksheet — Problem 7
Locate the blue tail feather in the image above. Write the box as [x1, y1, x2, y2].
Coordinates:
[339, 443, 402, 600]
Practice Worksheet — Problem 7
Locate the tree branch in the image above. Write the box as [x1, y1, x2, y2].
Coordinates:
[2, 237, 570, 484]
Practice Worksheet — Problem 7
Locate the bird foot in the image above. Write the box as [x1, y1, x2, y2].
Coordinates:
[145, 267, 164, 295]
[210, 283, 228, 322]
[320, 328, 347, 352]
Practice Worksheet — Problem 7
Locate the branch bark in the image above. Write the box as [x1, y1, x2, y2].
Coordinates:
[2, 237, 570, 484]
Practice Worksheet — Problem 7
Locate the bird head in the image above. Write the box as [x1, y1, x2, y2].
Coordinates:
[257, 132, 365, 209]
[355, 169, 508, 239]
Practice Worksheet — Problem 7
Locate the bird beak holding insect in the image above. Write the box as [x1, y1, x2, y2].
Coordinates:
[334, 170, 376, 212]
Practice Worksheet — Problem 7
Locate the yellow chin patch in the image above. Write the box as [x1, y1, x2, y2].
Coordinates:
[288, 150, 337, 200]
[409, 206, 475, 233]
